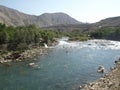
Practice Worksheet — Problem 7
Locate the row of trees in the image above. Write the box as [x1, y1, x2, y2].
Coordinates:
[0, 23, 61, 51]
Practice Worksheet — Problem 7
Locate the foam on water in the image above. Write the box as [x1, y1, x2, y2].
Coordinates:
[56, 39, 120, 50]
[44, 43, 48, 48]
[87, 39, 120, 50]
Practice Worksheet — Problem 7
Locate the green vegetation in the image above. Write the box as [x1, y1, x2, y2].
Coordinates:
[0, 23, 90, 55]
[61, 31, 89, 41]
[1, 22, 120, 55]
[90, 27, 120, 40]
[0, 23, 62, 54]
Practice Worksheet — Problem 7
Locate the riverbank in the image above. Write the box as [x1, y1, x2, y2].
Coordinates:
[80, 58, 120, 90]
[0, 46, 49, 64]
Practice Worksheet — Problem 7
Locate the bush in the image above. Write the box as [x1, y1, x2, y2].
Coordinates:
[16, 43, 28, 51]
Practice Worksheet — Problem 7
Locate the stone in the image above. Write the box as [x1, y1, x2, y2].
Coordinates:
[97, 65, 105, 73]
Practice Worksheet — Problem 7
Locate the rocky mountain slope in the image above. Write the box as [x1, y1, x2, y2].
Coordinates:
[0, 5, 80, 27]
[94, 16, 120, 27]
[0, 5, 120, 30]
[45, 16, 120, 33]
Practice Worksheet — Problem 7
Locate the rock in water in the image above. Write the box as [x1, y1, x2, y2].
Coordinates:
[97, 65, 105, 73]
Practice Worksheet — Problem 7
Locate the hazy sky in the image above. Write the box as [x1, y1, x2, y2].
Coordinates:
[0, 0, 120, 23]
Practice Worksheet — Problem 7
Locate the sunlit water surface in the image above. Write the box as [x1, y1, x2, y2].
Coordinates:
[0, 39, 120, 90]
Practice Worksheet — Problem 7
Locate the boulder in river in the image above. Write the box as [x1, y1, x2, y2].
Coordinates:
[97, 65, 105, 73]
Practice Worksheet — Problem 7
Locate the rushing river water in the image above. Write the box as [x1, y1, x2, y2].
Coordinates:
[0, 39, 120, 90]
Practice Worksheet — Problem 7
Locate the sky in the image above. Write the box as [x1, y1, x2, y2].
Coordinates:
[0, 0, 120, 23]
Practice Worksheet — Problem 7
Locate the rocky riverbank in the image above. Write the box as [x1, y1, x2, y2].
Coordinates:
[80, 58, 120, 90]
[0, 46, 49, 64]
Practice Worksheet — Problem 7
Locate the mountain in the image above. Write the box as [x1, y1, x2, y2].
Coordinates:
[0, 5, 80, 27]
[93, 16, 120, 27]
[44, 16, 120, 33]
[38, 13, 80, 26]
[1, 5, 120, 30]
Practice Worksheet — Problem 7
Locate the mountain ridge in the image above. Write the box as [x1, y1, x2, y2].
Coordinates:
[0, 5, 80, 27]
[94, 16, 120, 27]
[1, 5, 120, 29]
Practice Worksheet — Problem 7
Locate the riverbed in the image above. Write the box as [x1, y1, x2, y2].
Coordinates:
[0, 39, 120, 90]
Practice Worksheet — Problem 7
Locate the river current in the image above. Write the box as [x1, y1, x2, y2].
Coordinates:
[0, 39, 120, 90]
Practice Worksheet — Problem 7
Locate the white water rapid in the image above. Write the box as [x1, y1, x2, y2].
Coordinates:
[56, 38, 120, 50]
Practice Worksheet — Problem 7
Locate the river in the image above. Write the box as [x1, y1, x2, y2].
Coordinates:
[0, 39, 120, 90]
